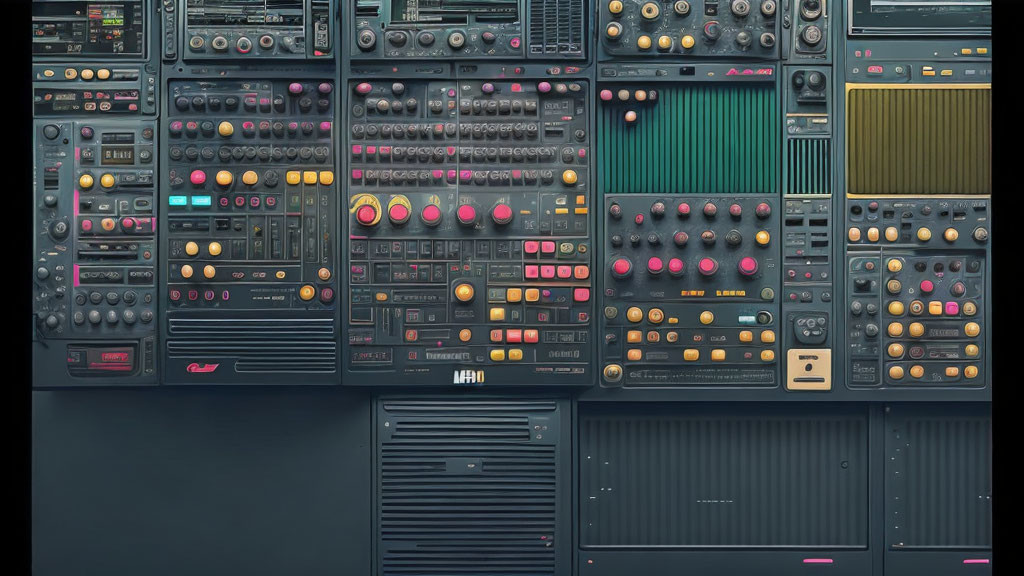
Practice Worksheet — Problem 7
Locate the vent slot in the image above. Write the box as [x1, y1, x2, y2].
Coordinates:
[847, 86, 991, 195]
[167, 317, 336, 373]
[599, 84, 778, 195]
[579, 405, 868, 547]
[787, 138, 832, 195]
[378, 399, 562, 576]
[355, 0, 381, 17]
[528, 0, 585, 57]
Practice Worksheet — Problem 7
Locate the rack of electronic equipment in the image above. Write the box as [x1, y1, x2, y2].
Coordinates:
[31, 1, 992, 575]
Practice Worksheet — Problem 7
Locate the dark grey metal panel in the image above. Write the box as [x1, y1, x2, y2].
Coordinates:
[579, 403, 869, 548]
[885, 404, 992, 551]
[32, 388, 372, 576]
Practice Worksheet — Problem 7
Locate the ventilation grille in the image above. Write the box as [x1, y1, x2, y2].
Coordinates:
[355, 0, 380, 17]
[167, 318, 336, 373]
[599, 84, 778, 195]
[847, 86, 992, 195]
[528, 0, 585, 57]
[887, 410, 991, 550]
[378, 399, 562, 576]
[579, 405, 868, 547]
[787, 138, 832, 195]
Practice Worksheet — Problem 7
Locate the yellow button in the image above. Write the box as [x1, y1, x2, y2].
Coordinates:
[887, 259, 903, 273]
[626, 307, 644, 323]
[609, 0, 623, 13]
[760, 350, 775, 362]
[627, 349, 642, 361]
[888, 343, 905, 358]
[627, 330, 642, 343]
[711, 349, 726, 362]
[648, 308, 664, 324]
[848, 227, 861, 242]
[320, 171, 335, 185]
[184, 241, 199, 256]
[755, 230, 770, 246]
[910, 365, 925, 379]
[922, 70, 935, 77]
[64, 68, 77, 79]
[216, 170, 233, 186]
[962, 48, 973, 55]
[375, 292, 388, 302]
[917, 227, 932, 242]
[180, 264, 194, 279]
[926, 301, 941, 316]
[506, 288, 522, 303]
[944, 228, 959, 242]
[241, 170, 259, 185]
[218, 121, 234, 137]
[963, 302, 977, 316]
[459, 329, 472, 342]
[525, 288, 540, 302]
[206, 241, 222, 257]
[303, 171, 317, 185]
[683, 349, 699, 361]
[760, 330, 776, 344]
[889, 366, 905, 380]
[965, 365, 979, 379]
[888, 301, 905, 316]
[604, 364, 623, 381]
[490, 308, 506, 321]
[490, 350, 506, 362]
[666, 331, 679, 343]
[79, 174, 94, 189]
[885, 227, 899, 242]
[562, 170, 578, 185]
[509, 349, 523, 361]
[490, 330, 502, 343]
[98, 173, 115, 188]
[454, 283, 474, 302]
[945, 366, 960, 378]
[43, 69, 54, 77]
[203, 265, 216, 279]
[965, 344, 979, 357]
[80, 69, 94, 80]
[646, 331, 660, 343]
[317, 267, 331, 281]
[681, 35, 695, 49]
[101, 218, 115, 231]
[867, 227, 880, 242]
[977, 47, 988, 54]
[940, 70, 953, 77]
[964, 322, 980, 337]
[739, 330, 753, 343]
[699, 310, 714, 325]
[888, 322, 904, 337]
[658, 35, 672, 50]
[286, 171, 301, 185]
[96, 69, 110, 80]
[637, 35, 652, 50]
[606, 23, 621, 38]
[275, 271, 286, 279]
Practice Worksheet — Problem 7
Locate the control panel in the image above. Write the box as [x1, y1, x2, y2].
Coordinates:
[598, 0, 780, 59]
[181, 0, 334, 59]
[34, 120, 159, 384]
[351, 0, 587, 60]
[345, 78, 593, 386]
[161, 78, 340, 383]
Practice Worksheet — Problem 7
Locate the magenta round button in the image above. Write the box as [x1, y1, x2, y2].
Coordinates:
[668, 258, 685, 275]
[677, 202, 691, 217]
[190, 170, 206, 185]
[698, 257, 719, 276]
[356, 204, 377, 226]
[648, 257, 664, 275]
[388, 203, 410, 224]
[492, 203, 513, 225]
[920, 280, 935, 294]
[457, 205, 477, 225]
[355, 83, 372, 95]
[612, 258, 632, 278]
[421, 204, 442, 226]
[738, 257, 759, 276]
[537, 82, 552, 93]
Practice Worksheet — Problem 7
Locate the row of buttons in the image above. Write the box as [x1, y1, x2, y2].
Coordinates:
[625, 348, 777, 362]
[73, 309, 153, 325]
[612, 307, 773, 326]
[524, 265, 590, 280]
[885, 321, 980, 338]
[849, 226, 987, 244]
[887, 343, 980, 359]
[626, 328, 775, 344]
[888, 364, 980, 380]
[886, 300, 977, 317]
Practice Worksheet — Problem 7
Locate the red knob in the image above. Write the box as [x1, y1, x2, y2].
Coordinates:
[698, 257, 719, 276]
[457, 204, 477, 226]
[421, 204, 442, 226]
[611, 258, 632, 279]
[647, 257, 664, 275]
[356, 204, 378, 226]
[703, 202, 717, 217]
[738, 257, 759, 276]
[120, 217, 135, 230]
[673, 231, 689, 246]
[388, 203, 410, 225]
[920, 280, 934, 294]
[755, 202, 772, 219]
[491, 203, 513, 225]
[668, 258, 685, 276]
[729, 203, 742, 218]
[677, 202, 691, 217]
[190, 170, 206, 185]
[355, 82, 372, 95]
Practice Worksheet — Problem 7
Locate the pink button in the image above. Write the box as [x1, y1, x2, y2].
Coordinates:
[729, 203, 743, 217]
[612, 258, 631, 276]
[557, 265, 572, 278]
[421, 204, 442, 226]
[524, 241, 539, 254]
[524, 330, 539, 343]
[698, 257, 718, 276]
[190, 170, 206, 185]
[647, 257, 664, 274]
[668, 258, 685, 275]
[540, 265, 555, 278]
[431, 169, 444, 179]
[389, 203, 410, 224]
[738, 257, 758, 276]
[541, 241, 555, 253]
[356, 205, 377, 225]
[351, 145, 363, 155]
[459, 170, 473, 182]
[574, 288, 590, 302]
[446, 170, 457, 182]
[319, 121, 331, 132]
[355, 82, 372, 95]
[81, 219, 93, 232]
[945, 302, 960, 315]
[600, 90, 613, 101]
[506, 330, 522, 343]
[249, 196, 260, 207]
[457, 204, 477, 225]
[677, 202, 691, 216]
[492, 203, 513, 225]
[537, 81, 552, 93]
[574, 266, 590, 279]
[920, 280, 935, 294]
[351, 169, 363, 180]
[525, 265, 539, 279]
[366, 145, 377, 154]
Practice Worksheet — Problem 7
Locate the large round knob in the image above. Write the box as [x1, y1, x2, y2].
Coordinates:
[447, 31, 466, 49]
[801, 25, 823, 46]
[698, 257, 719, 277]
[457, 205, 477, 226]
[454, 283, 475, 303]
[704, 21, 722, 42]
[738, 257, 758, 276]
[357, 29, 376, 50]
[421, 204, 442, 226]
[944, 228, 959, 242]
[491, 203, 513, 225]
[356, 204, 378, 226]
[732, 0, 751, 16]
[611, 258, 633, 279]
[647, 257, 665, 275]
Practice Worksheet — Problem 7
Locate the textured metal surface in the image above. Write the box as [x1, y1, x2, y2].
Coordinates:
[886, 405, 992, 550]
[580, 404, 868, 547]
[598, 85, 779, 195]
[377, 398, 566, 576]
[787, 138, 833, 195]
[846, 86, 991, 195]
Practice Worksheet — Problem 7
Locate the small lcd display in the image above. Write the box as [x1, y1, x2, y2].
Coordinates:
[102, 145, 135, 165]
[32, 1, 145, 56]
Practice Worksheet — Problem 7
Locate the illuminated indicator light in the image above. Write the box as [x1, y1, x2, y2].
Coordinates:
[803, 559, 834, 565]
[169, 196, 188, 206]
[191, 196, 212, 207]
[459, 329, 472, 342]
[303, 171, 317, 185]
[286, 171, 301, 185]
[963, 559, 989, 565]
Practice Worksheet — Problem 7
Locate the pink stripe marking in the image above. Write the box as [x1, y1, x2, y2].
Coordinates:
[802, 559, 834, 564]
[73, 264, 80, 287]
[963, 559, 990, 565]
[74, 189, 79, 216]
